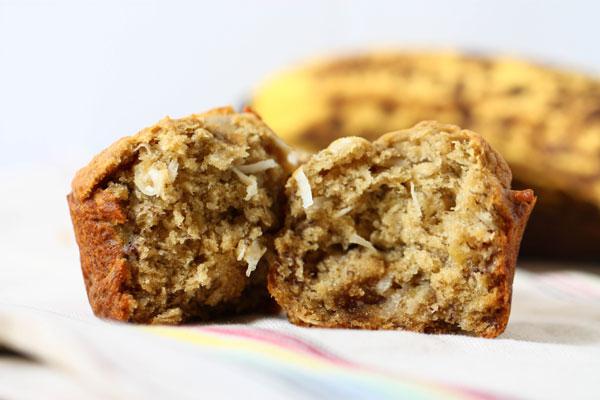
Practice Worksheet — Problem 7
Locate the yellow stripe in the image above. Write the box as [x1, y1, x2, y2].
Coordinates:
[148, 326, 346, 372]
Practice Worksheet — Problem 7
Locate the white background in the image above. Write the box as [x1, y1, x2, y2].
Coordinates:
[1, 0, 600, 171]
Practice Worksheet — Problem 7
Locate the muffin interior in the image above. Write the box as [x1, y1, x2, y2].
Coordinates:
[105, 117, 287, 323]
[274, 129, 516, 336]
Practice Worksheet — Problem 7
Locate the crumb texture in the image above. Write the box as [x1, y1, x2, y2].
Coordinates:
[69, 109, 291, 323]
[271, 122, 535, 337]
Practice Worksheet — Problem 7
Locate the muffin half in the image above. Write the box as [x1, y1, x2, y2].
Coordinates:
[270, 121, 535, 337]
[68, 107, 296, 323]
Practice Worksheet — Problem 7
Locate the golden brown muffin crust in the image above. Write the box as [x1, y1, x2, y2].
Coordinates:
[67, 189, 135, 320]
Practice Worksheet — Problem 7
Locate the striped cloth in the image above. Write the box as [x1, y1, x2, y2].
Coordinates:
[1, 267, 599, 400]
[0, 169, 599, 400]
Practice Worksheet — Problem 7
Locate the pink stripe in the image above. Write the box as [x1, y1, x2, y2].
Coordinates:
[542, 274, 600, 300]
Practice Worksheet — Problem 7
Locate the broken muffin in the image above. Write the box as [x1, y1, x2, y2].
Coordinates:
[68, 107, 296, 323]
[269, 121, 535, 337]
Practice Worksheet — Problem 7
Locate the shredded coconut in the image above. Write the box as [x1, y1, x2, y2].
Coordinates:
[167, 159, 179, 181]
[327, 137, 359, 154]
[134, 160, 178, 197]
[381, 292, 403, 318]
[243, 239, 266, 277]
[334, 206, 353, 218]
[294, 167, 313, 208]
[151, 308, 183, 324]
[232, 167, 258, 200]
[477, 211, 494, 227]
[410, 182, 422, 217]
[237, 159, 278, 174]
[134, 143, 151, 153]
[287, 152, 301, 166]
[349, 233, 376, 252]
[271, 135, 300, 166]
[375, 274, 393, 294]
[236, 240, 248, 261]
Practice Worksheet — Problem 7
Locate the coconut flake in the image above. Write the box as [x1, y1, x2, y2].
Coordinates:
[134, 160, 178, 197]
[271, 135, 300, 166]
[349, 233, 376, 252]
[243, 239, 266, 277]
[334, 206, 353, 218]
[375, 274, 393, 294]
[410, 182, 422, 218]
[151, 308, 183, 324]
[381, 292, 403, 318]
[134, 166, 164, 196]
[232, 166, 258, 200]
[287, 152, 300, 166]
[167, 159, 179, 181]
[237, 159, 278, 174]
[236, 240, 248, 261]
[134, 143, 151, 153]
[294, 167, 313, 209]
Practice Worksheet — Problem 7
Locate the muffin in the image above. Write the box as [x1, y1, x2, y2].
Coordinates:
[68, 107, 297, 323]
[269, 121, 536, 337]
[251, 51, 600, 260]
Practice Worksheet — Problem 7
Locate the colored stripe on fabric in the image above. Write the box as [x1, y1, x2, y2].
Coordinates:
[538, 272, 600, 301]
[144, 325, 505, 400]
